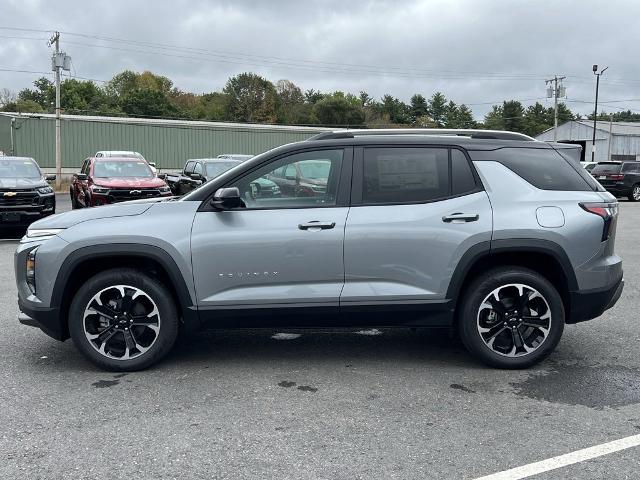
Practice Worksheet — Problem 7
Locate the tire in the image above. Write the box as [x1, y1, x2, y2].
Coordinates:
[68, 268, 179, 371]
[628, 184, 640, 202]
[457, 267, 565, 369]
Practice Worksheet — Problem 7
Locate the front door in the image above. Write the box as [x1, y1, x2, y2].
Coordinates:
[342, 146, 492, 316]
[190, 148, 352, 319]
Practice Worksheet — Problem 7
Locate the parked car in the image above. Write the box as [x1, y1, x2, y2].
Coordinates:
[580, 161, 598, 172]
[265, 158, 330, 197]
[591, 161, 640, 201]
[70, 157, 171, 208]
[166, 158, 279, 197]
[217, 154, 254, 161]
[95, 151, 157, 174]
[0, 156, 55, 226]
[16, 129, 623, 371]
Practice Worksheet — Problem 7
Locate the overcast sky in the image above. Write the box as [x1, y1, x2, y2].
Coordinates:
[1, 0, 640, 119]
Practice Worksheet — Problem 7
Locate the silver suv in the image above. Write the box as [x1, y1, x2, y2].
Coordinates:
[15, 129, 624, 371]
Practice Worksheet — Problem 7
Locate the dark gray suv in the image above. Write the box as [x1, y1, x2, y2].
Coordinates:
[15, 129, 623, 371]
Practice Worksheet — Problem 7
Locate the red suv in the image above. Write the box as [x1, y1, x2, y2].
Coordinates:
[70, 157, 171, 208]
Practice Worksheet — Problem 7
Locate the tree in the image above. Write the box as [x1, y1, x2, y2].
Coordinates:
[223, 73, 278, 123]
[18, 77, 54, 111]
[444, 101, 476, 128]
[0, 88, 16, 108]
[60, 79, 108, 114]
[121, 88, 177, 117]
[502, 100, 525, 132]
[379, 94, 410, 125]
[483, 105, 504, 130]
[313, 94, 365, 126]
[304, 89, 324, 104]
[409, 94, 428, 125]
[359, 91, 372, 107]
[522, 102, 551, 137]
[275, 79, 307, 124]
[428, 92, 448, 126]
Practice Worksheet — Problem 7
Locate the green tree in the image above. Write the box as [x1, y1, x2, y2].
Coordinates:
[313, 94, 365, 126]
[444, 101, 476, 128]
[276, 79, 308, 124]
[60, 79, 108, 114]
[428, 92, 448, 127]
[409, 94, 429, 125]
[223, 73, 278, 123]
[18, 77, 54, 111]
[380, 94, 410, 124]
[483, 105, 504, 130]
[121, 88, 177, 118]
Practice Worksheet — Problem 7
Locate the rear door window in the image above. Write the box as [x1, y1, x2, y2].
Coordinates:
[591, 162, 622, 175]
[363, 147, 449, 204]
[451, 149, 477, 195]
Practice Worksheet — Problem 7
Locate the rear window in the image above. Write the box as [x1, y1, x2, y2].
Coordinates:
[496, 148, 595, 191]
[591, 162, 622, 175]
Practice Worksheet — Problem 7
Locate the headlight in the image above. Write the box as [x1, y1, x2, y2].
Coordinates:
[38, 186, 54, 194]
[26, 228, 65, 239]
[159, 186, 171, 193]
[26, 248, 37, 293]
[91, 186, 109, 194]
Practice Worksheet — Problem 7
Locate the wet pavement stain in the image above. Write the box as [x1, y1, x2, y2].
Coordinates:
[278, 381, 296, 388]
[297, 385, 318, 393]
[91, 379, 120, 389]
[512, 365, 640, 409]
[450, 383, 476, 394]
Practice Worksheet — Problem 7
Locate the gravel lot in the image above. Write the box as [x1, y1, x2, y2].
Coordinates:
[1, 194, 639, 479]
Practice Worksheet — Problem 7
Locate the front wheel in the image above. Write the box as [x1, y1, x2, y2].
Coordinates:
[628, 184, 640, 202]
[458, 267, 565, 369]
[69, 269, 179, 371]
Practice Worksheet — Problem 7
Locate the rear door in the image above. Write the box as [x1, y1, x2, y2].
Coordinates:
[190, 147, 352, 318]
[342, 146, 492, 317]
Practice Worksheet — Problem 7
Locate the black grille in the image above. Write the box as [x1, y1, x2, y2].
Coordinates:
[107, 189, 162, 203]
[0, 191, 38, 207]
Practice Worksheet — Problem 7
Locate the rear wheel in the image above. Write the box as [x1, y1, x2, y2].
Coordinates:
[628, 184, 640, 202]
[458, 267, 564, 369]
[69, 269, 179, 371]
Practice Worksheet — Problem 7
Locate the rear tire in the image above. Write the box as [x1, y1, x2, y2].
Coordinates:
[457, 267, 564, 369]
[628, 184, 640, 202]
[68, 268, 179, 371]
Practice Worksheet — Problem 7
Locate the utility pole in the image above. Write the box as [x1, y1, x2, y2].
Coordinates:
[49, 31, 62, 190]
[591, 65, 608, 162]
[545, 75, 566, 141]
[607, 113, 613, 161]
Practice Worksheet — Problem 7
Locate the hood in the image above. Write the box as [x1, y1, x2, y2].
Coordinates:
[93, 177, 167, 189]
[28, 202, 155, 230]
[0, 177, 47, 189]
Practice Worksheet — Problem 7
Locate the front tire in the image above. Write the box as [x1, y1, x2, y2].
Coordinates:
[68, 269, 179, 371]
[458, 267, 565, 369]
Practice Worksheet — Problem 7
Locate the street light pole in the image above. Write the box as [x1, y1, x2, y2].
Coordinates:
[591, 64, 608, 162]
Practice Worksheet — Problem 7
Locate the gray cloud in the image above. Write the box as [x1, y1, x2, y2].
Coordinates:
[1, 0, 639, 118]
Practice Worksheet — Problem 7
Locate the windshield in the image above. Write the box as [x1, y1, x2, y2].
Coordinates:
[94, 160, 153, 178]
[205, 161, 241, 178]
[298, 160, 331, 180]
[591, 162, 622, 174]
[0, 159, 41, 178]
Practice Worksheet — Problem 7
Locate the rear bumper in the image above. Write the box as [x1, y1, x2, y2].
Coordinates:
[568, 275, 624, 324]
[600, 185, 631, 197]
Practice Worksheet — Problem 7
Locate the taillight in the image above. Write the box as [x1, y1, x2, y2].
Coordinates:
[580, 202, 618, 241]
[609, 174, 624, 180]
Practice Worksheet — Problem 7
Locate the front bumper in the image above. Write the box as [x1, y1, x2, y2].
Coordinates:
[567, 275, 624, 324]
[0, 193, 55, 226]
[18, 301, 65, 340]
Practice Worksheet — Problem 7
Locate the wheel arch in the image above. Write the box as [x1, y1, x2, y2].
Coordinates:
[448, 239, 577, 319]
[52, 244, 200, 340]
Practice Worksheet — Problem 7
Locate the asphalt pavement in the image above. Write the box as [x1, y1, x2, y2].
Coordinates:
[1, 195, 639, 479]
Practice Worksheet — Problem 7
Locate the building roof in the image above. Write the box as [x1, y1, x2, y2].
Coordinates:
[0, 112, 335, 133]
[575, 120, 640, 136]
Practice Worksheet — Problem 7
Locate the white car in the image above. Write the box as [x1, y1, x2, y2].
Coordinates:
[94, 151, 157, 174]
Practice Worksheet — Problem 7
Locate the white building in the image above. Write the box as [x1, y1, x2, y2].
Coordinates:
[536, 120, 640, 163]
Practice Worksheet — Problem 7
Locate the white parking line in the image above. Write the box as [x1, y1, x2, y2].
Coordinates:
[473, 433, 640, 480]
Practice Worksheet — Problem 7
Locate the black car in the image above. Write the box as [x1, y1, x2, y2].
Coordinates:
[0, 156, 56, 226]
[591, 161, 640, 201]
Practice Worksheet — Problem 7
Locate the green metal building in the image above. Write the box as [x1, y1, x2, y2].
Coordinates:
[0, 112, 332, 173]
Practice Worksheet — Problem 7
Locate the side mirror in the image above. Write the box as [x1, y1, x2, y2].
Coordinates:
[45, 174, 56, 181]
[211, 187, 242, 210]
[157, 173, 167, 180]
[76, 173, 88, 181]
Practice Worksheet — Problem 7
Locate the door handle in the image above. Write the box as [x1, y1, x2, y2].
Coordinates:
[298, 221, 336, 230]
[442, 213, 479, 223]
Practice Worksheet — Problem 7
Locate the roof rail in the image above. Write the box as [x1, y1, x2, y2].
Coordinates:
[307, 129, 535, 142]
